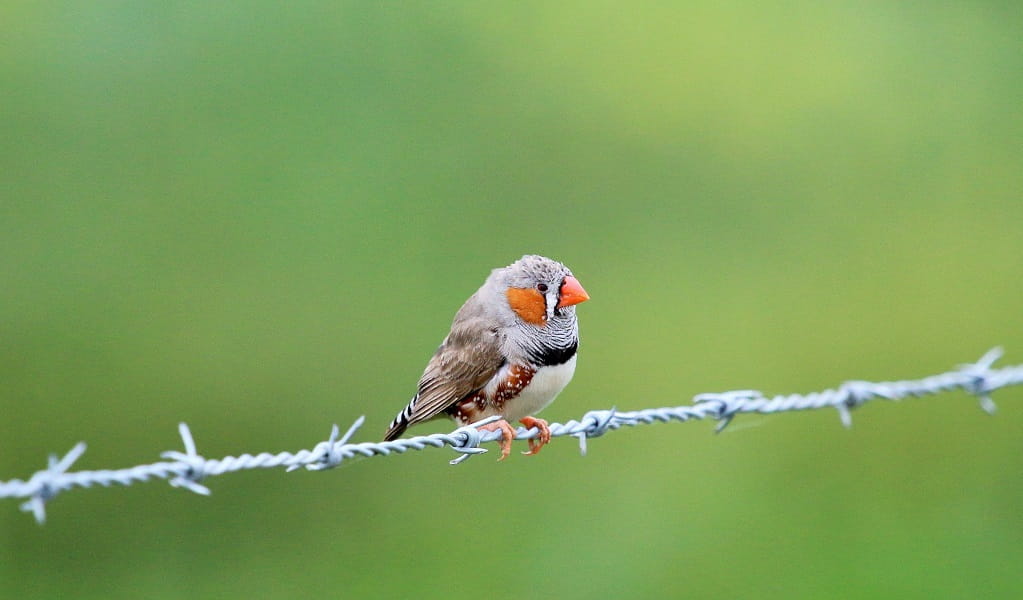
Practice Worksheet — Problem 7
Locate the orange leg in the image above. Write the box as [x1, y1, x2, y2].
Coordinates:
[519, 416, 551, 456]
[478, 419, 516, 461]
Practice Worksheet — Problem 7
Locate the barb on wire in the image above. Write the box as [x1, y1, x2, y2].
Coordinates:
[2, 348, 1022, 524]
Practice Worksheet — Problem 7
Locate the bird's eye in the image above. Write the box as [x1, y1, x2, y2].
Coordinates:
[536, 283, 548, 293]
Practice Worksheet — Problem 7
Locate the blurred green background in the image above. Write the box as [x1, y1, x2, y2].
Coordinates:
[2, 2, 1022, 598]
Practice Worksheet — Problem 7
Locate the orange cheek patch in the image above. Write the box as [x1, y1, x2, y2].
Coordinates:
[506, 287, 547, 326]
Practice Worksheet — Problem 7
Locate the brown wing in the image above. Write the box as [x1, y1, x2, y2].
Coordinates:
[383, 296, 505, 440]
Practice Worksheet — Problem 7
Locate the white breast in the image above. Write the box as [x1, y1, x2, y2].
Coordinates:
[501, 355, 577, 422]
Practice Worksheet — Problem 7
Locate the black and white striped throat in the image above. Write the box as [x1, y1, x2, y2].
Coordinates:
[527, 338, 578, 367]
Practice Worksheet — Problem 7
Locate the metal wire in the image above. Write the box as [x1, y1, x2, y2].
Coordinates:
[2, 348, 1021, 524]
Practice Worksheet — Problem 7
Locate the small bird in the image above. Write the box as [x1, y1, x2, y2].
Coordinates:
[384, 255, 589, 460]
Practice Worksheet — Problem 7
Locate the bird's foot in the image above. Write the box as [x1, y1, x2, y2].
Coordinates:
[478, 419, 516, 461]
[519, 416, 551, 456]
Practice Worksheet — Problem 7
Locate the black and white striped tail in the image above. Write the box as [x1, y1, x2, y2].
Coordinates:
[383, 395, 417, 441]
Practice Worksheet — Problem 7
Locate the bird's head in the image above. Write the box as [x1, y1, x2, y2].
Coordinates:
[490, 254, 589, 327]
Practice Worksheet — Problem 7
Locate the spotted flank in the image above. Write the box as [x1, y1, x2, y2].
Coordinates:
[447, 363, 538, 425]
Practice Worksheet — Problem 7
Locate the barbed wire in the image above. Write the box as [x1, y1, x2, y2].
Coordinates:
[2, 347, 1021, 524]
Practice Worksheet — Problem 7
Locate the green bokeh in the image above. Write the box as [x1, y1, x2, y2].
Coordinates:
[2, 2, 1022, 598]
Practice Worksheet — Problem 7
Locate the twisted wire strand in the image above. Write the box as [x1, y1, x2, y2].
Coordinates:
[2, 348, 1021, 524]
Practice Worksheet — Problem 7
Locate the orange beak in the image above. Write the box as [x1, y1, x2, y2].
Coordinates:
[556, 276, 590, 308]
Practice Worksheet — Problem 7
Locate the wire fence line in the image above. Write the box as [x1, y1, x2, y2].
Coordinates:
[2, 347, 1021, 524]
